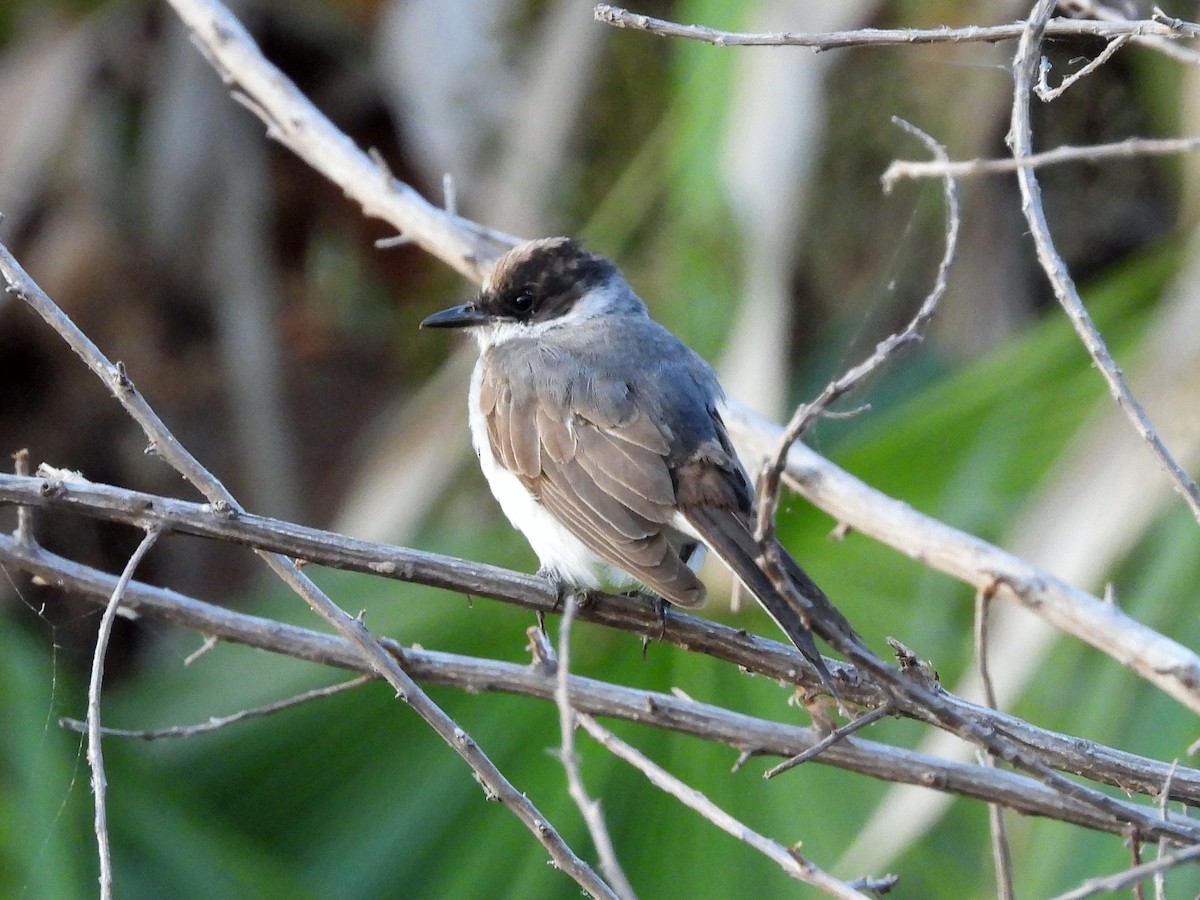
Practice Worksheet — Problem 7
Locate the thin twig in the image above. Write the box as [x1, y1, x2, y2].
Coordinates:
[556, 595, 634, 899]
[592, 5, 1200, 49]
[883, 135, 1200, 188]
[1036, 33, 1130, 100]
[1064, 0, 1200, 64]
[763, 704, 891, 779]
[576, 713, 881, 899]
[974, 587, 999, 712]
[87, 526, 160, 900]
[1052, 842, 1200, 899]
[63, 676, 373, 741]
[974, 586, 1014, 900]
[756, 118, 959, 544]
[1155, 759, 1179, 900]
[1008, 0, 1200, 524]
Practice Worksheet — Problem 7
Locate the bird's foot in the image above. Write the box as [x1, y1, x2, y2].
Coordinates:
[538, 569, 591, 613]
[635, 595, 669, 658]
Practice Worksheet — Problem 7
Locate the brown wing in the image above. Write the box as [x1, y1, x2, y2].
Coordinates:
[480, 361, 706, 607]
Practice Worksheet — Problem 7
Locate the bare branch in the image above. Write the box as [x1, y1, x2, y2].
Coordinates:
[7, 514, 1200, 837]
[87, 526, 160, 900]
[974, 587, 1015, 900]
[8, 469, 1200, 817]
[592, 5, 1200, 50]
[0, 468, 855, 699]
[883, 135, 1200, 187]
[577, 713, 881, 898]
[163, 0, 517, 281]
[62, 676, 373, 741]
[12, 449, 32, 543]
[763, 704, 892, 779]
[1007, 1, 1200, 524]
[1064, 0, 1200, 64]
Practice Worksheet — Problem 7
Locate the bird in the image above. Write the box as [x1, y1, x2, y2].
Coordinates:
[421, 237, 842, 695]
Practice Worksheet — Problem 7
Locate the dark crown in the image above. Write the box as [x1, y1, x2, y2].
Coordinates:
[479, 238, 619, 323]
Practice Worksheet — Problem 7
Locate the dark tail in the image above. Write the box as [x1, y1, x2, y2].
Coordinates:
[683, 507, 848, 699]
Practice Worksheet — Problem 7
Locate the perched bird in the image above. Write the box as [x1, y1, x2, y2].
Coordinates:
[422, 237, 840, 693]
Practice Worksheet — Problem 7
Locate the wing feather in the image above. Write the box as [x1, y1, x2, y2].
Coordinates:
[573, 425, 674, 520]
[480, 354, 704, 607]
[508, 396, 541, 478]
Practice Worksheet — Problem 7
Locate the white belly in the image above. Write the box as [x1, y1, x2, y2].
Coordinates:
[467, 360, 636, 591]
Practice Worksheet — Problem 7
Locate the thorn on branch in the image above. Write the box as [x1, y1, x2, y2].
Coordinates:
[731, 749, 756, 773]
[367, 146, 395, 183]
[113, 361, 132, 391]
[526, 625, 558, 675]
[184, 634, 220, 666]
[374, 233, 412, 249]
[13, 448, 33, 544]
[886, 637, 939, 684]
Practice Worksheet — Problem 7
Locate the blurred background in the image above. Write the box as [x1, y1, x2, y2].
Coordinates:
[3, 0, 1200, 896]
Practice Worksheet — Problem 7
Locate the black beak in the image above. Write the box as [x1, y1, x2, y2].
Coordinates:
[419, 303, 492, 329]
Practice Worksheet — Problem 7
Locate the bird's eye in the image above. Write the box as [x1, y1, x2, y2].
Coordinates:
[512, 290, 535, 314]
